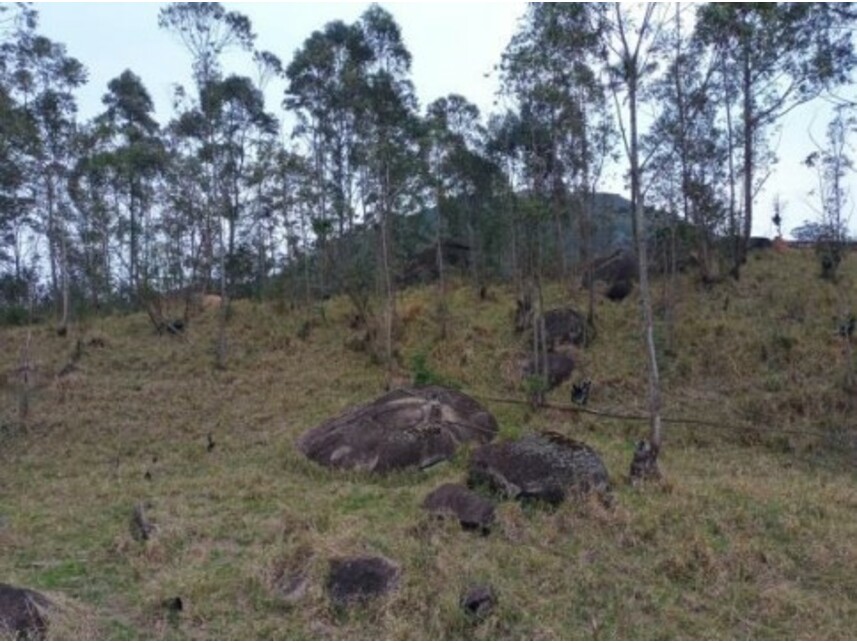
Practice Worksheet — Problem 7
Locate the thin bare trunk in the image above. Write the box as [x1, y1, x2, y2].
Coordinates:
[215, 219, 228, 370]
[737, 46, 753, 279]
[435, 184, 448, 339]
[613, 3, 663, 479]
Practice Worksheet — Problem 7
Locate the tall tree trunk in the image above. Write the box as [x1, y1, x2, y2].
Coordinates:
[215, 218, 229, 370]
[380, 164, 395, 389]
[737, 46, 753, 279]
[628, 71, 663, 480]
[435, 183, 448, 339]
[59, 223, 70, 332]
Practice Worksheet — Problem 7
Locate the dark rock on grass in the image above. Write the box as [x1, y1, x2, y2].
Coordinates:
[520, 352, 575, 390]
[460, 585, 496, 620]
[468, 431, 610, 505]
[629, 439, 661, 484]
[606, 279, 633, 302]
[748, 236, 773, 251]
[326, 556, 399, 607]
[422, 483, 495, 534]
[297, 386, 498, 473]
[0, 584, 51, 640]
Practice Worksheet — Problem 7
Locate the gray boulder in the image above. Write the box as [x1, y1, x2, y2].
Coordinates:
[422, 483, 495, 534]
[297, 386, 498, 473]
[468, 431, 610, 505]
[582, 249, 638, 288]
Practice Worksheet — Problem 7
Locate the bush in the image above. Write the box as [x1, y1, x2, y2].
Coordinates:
[0, 305, 30, 326]
[410, 352, 459, 389]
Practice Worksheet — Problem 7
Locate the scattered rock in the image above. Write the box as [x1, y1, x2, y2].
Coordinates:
[629, 439, 661, 483]
[468, 431, 610, 505]
[422, 484, 495, 534]
[162, 596, 183, 613]
[297, 386, 498, 473]
[571, 379, 592, 406]
[87, 336, 106, 348]
[0, 584, 50, 640]
[606, 279, 633, 302]
[276, 572, 309, 604]
[326, 556, 399, 607]
[129, 502, 156, 542]
[460, 584, 496, 620]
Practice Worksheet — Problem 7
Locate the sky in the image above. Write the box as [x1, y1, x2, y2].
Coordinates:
[33, 2, 857, 240]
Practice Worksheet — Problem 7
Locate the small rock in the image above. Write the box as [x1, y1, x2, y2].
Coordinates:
[629, 439, 661, 483]
[129, 502, 156, 542]
[326, 556, 399, 607]
[0, 584, 50, 640]
[460, 585, 496, 620]
[276, 573, 309, 604]
[422, 484, 495, 534]
[162, 596, 183, 613]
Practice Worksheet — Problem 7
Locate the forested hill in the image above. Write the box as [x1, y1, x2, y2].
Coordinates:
[2, 3, 853, 327]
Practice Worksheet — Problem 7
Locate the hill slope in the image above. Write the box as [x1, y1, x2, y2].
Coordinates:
[1, 248, 856, 639]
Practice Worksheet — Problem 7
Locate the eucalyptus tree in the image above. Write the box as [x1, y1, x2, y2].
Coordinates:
[285, 19, 373, 296]
[605, 3, 669, 480]
[95, 70, 164, 293]
[201, 75, 277, 287]
[159, 2, 261, 369]
[644, 6, 727, 284]
[0, 7, 38, 294]
[695, 3, 857, 278]
[67, 123, 113, 309]
[158, 1, 255, 291]
[8, 23, 87, 330]
[358, 4, 422, 385]
[424, 95, 501, 292]
[805, 105, 855, 282]
[500, 3, 611, 295]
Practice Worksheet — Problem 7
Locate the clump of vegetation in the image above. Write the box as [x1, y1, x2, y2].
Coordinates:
[410, 352, 460, 389]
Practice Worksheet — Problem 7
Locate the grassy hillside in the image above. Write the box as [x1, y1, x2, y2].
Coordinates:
[2, 247, 857, 639]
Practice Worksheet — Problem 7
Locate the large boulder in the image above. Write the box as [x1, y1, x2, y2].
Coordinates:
[422, 483, 495, 534]
[514, 300, 587, 349]
[326, 556, 399, 607]
[468, 431, 610, 505]
[297, 386, 498, 473]
[582, 249, 638, 288]
[0, 584, 50, 640]
[520, 352, 575, 390]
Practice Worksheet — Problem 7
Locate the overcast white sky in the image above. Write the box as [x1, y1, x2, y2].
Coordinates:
[35, 2, 857, 239]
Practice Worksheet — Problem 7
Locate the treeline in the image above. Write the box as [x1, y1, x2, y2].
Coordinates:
[0, 2, 854, 327]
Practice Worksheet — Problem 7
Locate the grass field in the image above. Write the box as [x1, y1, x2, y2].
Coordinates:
[2, 247, 857, 639]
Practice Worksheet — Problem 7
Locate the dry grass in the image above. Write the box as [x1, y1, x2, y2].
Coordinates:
[1, 249, 857, 639]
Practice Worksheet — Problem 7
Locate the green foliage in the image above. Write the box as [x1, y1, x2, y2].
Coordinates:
[0, 305, 30, 326]
[410, 351, 459, 389]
